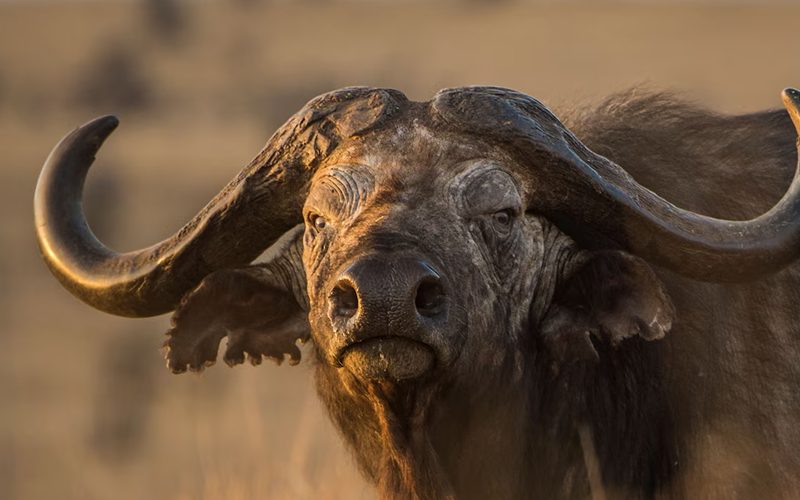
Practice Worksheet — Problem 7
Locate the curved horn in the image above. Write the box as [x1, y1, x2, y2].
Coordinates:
[433, 86, 800, 283]
[532, 88, 800, 283]
[35, 87, 407, 317]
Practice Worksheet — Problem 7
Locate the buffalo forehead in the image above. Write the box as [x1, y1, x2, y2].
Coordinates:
[325, 123, 509, 198]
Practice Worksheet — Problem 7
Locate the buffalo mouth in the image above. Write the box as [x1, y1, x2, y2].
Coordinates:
[340, 336, 436, 381]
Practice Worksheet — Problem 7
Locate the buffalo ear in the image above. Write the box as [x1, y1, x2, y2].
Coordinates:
[540, 251, 675, 366]
[164, 267, 310, 374]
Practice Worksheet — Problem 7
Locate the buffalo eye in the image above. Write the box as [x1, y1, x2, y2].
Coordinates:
[492, 210, 513, 226]
[311, 214, 327, 230]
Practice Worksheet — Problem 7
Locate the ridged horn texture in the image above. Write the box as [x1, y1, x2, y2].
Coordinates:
[34, 87, 406, 317]
[432, 86, 800, 283]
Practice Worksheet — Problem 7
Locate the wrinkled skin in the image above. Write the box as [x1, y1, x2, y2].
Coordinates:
[303, 127, 551, 379]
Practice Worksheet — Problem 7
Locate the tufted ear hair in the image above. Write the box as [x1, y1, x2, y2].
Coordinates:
[539, 250, 675, 367]
[164, 231, 309, 374]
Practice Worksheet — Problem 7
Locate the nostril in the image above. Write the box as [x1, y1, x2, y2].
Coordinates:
[330, 282, 359, 318]
[415, 279, 445, 317]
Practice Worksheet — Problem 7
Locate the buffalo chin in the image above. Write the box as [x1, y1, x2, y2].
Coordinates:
[341, 337, 435, 381]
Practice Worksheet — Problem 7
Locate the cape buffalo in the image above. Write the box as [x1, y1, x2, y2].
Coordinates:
[35, 86, 800, 499]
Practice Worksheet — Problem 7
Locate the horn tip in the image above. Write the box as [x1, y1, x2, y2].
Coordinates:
[84, 114, 120, 136]
[781, 88, 800, 126]
[68, 115, 120, 155]
[782, 87, 800, 100]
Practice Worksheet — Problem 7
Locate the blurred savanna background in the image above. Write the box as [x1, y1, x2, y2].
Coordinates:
[3, 0, 800, 499]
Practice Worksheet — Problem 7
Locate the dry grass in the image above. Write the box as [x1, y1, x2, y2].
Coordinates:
[3, 1, 800, 499]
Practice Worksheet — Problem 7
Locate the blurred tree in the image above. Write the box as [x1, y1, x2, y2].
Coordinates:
[234, 0, 262, 7]
[0, 71, 5, 114]
[255, 81, 338, 130]
[144, 0, 185, 43]
[464, 0, 513, 5]
[83, 168, 123, 250]
[73, 43, 153, 114]
[89, 330, 159, 461]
